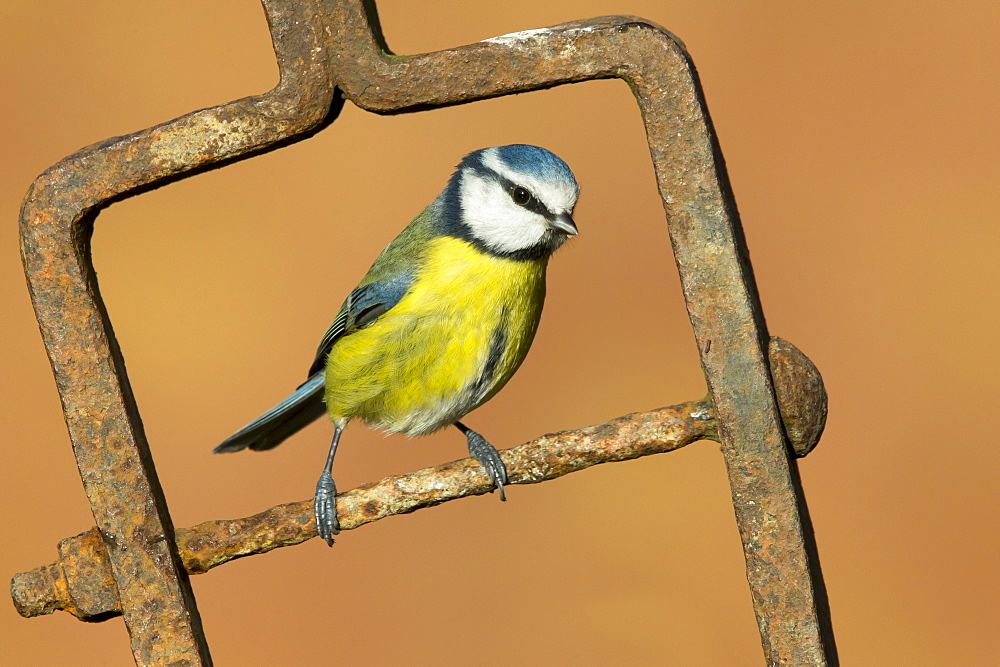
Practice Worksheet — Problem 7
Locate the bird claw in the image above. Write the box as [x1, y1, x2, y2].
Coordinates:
[314, 472, 340, 546]
[465, 429, 508, 501]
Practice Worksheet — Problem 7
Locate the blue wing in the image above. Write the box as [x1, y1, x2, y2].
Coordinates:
[307, 271, 414, 376]
[215, 271, 414, 453]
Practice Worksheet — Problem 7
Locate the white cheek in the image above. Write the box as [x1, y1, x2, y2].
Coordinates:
[461, 174, 547, 253]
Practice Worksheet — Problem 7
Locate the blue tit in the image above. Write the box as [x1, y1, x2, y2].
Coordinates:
[215, 144, 580, 545]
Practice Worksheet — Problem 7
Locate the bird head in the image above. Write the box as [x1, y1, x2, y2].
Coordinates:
[442, 145, 580, 260]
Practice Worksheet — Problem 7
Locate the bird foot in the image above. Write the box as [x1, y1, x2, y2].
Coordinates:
[314, 471, 340, 546]
[464, 428, 509, 501]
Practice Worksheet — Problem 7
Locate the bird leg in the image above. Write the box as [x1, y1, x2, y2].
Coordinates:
[455, 421, 508, 501]
[314, 424, 343, 546]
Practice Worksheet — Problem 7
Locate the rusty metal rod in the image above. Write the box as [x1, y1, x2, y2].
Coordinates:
[11, 337, 826, 622]
[322, 4, 836, 662]
[12, 400, 711, 620]
[17, 2, 342, 664]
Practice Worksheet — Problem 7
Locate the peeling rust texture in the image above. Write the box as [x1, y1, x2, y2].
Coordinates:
[17, 1, 339, 664]
[11, 339, 827, 625]
[332, 4, 834, 663]
[16, 0, 831, 664]
[15, 401, 715, 620]
[770, 337, 828, 458]
[9, 398, 717, 620]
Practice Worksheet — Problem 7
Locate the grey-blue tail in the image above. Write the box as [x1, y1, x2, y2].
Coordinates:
[213, 373, 326, 453]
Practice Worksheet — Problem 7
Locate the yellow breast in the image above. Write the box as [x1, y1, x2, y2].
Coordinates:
[324, 236, 547, 435]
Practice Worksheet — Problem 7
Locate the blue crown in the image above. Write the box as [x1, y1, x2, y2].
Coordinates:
[492, 144, 576, 183]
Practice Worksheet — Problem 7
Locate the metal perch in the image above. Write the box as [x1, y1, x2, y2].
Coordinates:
[15, 1, 835, 664]
[11, 337, 827, 622]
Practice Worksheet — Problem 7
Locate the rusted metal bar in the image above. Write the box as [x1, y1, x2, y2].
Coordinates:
[17, 2, 342, 664]
[13, 401, 712, 621]
[17, 0, 832, 663]
[324, 6, 835, 663]
[321, 5, 834, 662]
[10, 337, 828, 621]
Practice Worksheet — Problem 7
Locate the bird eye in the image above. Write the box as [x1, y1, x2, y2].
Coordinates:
[511, 186, 531, 206]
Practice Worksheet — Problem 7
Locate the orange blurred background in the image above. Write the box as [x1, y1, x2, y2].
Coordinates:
[2, 1, 997, 664]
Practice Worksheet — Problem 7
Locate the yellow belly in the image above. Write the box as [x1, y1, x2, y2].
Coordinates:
[324, 236, 547, 435]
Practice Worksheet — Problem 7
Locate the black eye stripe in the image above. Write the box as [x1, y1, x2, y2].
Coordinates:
[521, 193, 553, 219]
[494, 174, 554, 220]
[467, 164, 560, 220]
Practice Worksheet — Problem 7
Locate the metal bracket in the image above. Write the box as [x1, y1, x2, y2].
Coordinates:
[15, 1, 834, 664]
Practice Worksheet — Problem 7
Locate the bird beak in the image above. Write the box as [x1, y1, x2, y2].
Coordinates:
[549, 212, 578, 236]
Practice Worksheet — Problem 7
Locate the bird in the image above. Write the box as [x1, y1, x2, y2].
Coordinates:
[214, 144, 581, 546]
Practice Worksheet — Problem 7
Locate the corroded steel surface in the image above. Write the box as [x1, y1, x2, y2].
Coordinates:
[11, 338, 827, 623]
[771, 337, 828, 458]
[13, 400, 712, 620]
[17, 2, 339, 664]
[322, 5, 834, 662]
[16, 0, 832, 664]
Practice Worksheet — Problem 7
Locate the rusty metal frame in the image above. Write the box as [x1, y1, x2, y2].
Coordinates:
[15, 1, 835, 664]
